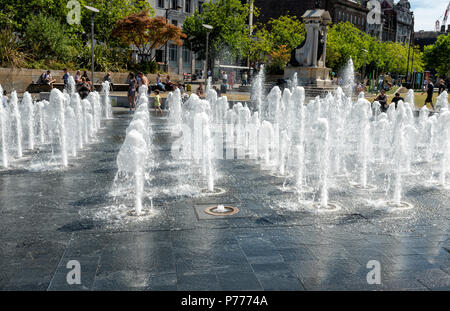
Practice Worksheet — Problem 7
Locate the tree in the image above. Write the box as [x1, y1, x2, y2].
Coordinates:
[112, 11, 185, 62]
[423, 34, 450, 77]
[183, 0, 252, 68]
[0, 0, 153, 45]
[242, 15, 305, 67]
[326, 21, 423, 77]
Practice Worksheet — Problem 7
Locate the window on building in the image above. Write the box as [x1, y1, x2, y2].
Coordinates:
[338, 11, 341, 20]
[169, 44, 178, 62]
[199, 1, 204, 13]
[185, 0, 191, 13]
[155, 50, 163, 63]
[172, 19, 178, 26]
[183, 46, 191, 64]
[170, 0, 177, 9]
[158, 0, 164, 8]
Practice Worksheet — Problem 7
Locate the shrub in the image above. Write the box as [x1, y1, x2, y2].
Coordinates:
[24, 14, 76, 62]
[0, 28, 27, 68]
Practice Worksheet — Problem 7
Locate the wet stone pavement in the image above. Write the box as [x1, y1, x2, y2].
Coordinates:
[0, 109, 449, 291]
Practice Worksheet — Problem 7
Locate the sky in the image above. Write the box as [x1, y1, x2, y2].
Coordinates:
[409, 0, 449, 31]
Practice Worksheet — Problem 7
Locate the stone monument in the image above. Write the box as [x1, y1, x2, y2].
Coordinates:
[284, 9, 333, 91]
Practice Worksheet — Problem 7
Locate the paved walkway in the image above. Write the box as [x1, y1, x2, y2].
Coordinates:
[0, 109, 449, 290]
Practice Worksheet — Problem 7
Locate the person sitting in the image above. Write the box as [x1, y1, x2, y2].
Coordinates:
[164, 75, 175, 91]
[81, 71, 92, 87]
[196, 83, 204, 98]
[155, 73, 165, 91]
[375, 89, 388, 113]
[41, 70, 56, 89]
[75, 70, 82, 84]
[391, 92, 404, 109]
[103, 72, 114, 91]
[78, 77, 91, 99]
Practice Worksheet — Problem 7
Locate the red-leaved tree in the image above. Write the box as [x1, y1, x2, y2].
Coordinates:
[112, 10, 186, 61]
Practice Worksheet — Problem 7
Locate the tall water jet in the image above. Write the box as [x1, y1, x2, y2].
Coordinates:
[22, 92, 35, 150]
[251, 65, 265, 115]
[438, 111, 450, 186]
[342, 58, 355, 98]
[259, 120, 273, 167]
[354, 98, 373, 189]
[10, 92, 23, 158]
[49, 89, 68, 167]
[67, 76, 76, 95]
[315, 118, 330, 209]
[0, 85, 8, 168]
[117, 129, 148, 215]
[168, 88, 183, 135]
[101, 81, 113, 119]
[71, 93, 84, 149]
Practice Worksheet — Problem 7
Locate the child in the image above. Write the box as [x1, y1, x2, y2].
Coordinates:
[154, 90, 163, 116]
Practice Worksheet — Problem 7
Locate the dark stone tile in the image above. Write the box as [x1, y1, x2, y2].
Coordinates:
[177, 273, 221, 291]
[92, 270, 151, 291]
[255, 271, 305, 291]
[216, 271, 262, 291]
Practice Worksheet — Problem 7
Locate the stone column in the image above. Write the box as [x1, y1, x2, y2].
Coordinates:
[312, 22, 320, 68]
[321, 25, 328, 68]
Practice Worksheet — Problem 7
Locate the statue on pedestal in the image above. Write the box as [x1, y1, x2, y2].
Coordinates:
[285, 9, 333, 88]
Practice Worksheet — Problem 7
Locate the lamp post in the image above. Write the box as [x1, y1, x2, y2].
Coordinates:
[164, 1, 182, 73]
[85, 5, 99, 86]
[202, 24, 213, 81]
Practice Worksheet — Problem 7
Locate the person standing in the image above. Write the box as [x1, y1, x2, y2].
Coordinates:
[62, 68, 70, 89]
[127, 73, 137, 113]
[222, 71, 228, 85]
[242, 71, 248, 86]
[154, 90, 163, 116]
[422, 77, 435, 110]
[2, 90, 8, 108]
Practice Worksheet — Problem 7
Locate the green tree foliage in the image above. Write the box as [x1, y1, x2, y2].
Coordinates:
[327, 22, 423, 76]
[243, 15, 305, 68]
[0, 0, 153, 43]
[183, 0, 252, 66]
[423, 34, 450, 77]
[25, 14, 77, 62]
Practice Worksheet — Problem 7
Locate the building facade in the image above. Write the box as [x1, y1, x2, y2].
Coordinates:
[147, 0, 206, 75]
[250, 0, 413, 44]
[250, 0, 369, 31]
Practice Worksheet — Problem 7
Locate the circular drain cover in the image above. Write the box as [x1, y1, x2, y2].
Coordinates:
[127, 209, 153, 217]
[311, 202, 342, 213]
[204, 205, 239, 216]
[201, 187, 226, 195]
[351, 183, 377, 191]
[387, 201, 414, 211]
